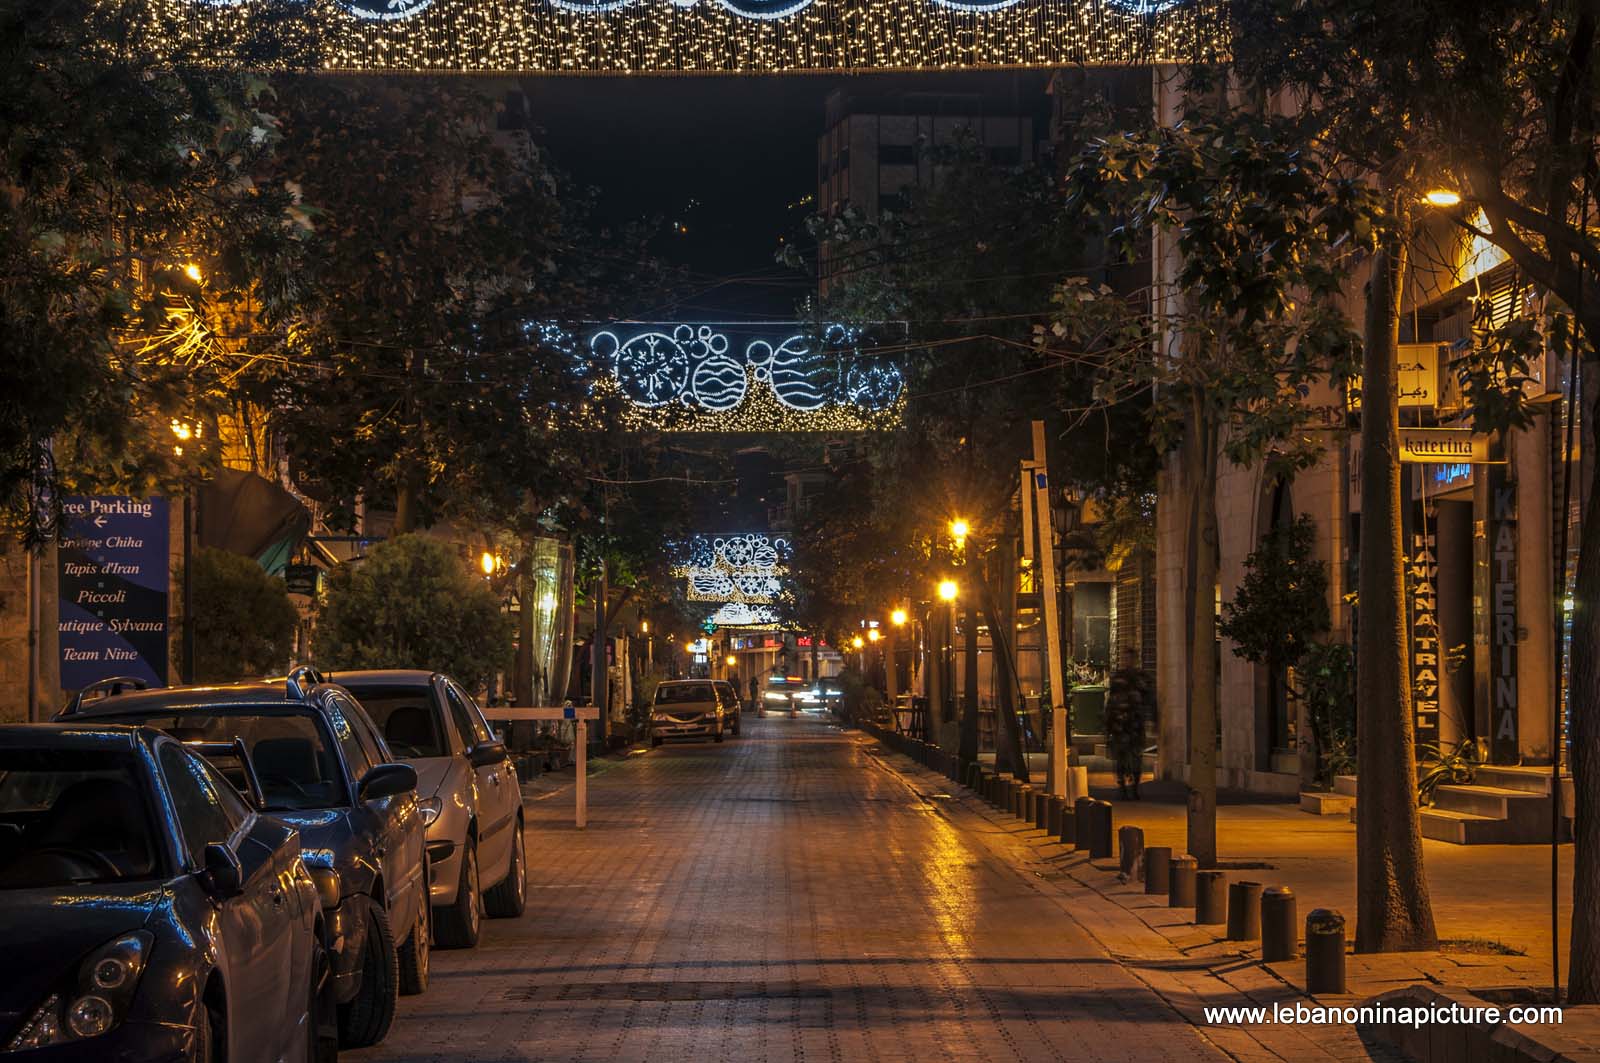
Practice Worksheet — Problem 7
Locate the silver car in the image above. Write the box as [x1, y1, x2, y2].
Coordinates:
[650, 680, 728, 746]
[336, 670, 526, 950]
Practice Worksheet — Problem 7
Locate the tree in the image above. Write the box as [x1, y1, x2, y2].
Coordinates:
[260, 77, 665, 536]
[1219, 514, 1332, 788]
[795, 133, 1157, 780]
[1223, 0, 1598, 967]
[316, 534, 513, 688]
[0, 0, 307, 543]
[186, 547, 299, 682]
[1050, 108, 1376, 868]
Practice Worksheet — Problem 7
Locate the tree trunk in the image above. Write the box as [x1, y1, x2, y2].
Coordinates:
[514, 558, 534, 706]
[982, 546, 1030, 782]
[1184, 397, 1219, 867]
[960, 604, 980, 765]
[1355, 223, 1439, 953]
[392, 471, 420, 534]
[1566, 395, 1600, 1000]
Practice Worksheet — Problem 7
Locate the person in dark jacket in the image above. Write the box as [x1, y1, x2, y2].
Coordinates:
[1104, 648, 1154, 799]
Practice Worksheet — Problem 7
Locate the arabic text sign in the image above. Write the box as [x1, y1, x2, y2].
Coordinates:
[58, 497, 170, 689]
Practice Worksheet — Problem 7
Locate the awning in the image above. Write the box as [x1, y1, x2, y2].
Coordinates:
[197, 468, 311, 576]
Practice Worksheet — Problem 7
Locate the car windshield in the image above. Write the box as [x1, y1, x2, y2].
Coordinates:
[656, 683, 715, 705]
[342, 688, 447, 759]
[97, 710, 347, 812]
[0, 749, 161, 888]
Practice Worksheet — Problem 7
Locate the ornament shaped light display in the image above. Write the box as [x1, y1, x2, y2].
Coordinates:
[675, 534, 790, 604]
[591, 323, 905, 432]
[162, 0, 1224, 74]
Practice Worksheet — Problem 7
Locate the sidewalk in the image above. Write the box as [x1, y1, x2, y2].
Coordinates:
[860, 736, 1599, 1062]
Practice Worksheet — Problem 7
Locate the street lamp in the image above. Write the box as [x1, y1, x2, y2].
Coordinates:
[1423, 188, 1463, 208]
[867, 628, 881, 643]
[890, 608, 908, 627]
[938, 579, 959, 602]
[851, 635, 865, 650]
[480, 551, 498, 575]
[182, 263, 203, 284]
[949, 518, 969, 547]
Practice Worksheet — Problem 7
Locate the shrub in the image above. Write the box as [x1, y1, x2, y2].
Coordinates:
[187, 547, 300, 683]
[316, 534, 512, 688]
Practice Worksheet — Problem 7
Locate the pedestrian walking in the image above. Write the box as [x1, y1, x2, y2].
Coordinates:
[1105, 648, 1154, 799]
[748, 674, 760, 713]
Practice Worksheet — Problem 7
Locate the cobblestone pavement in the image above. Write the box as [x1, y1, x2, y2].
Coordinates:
[350, 715, 1232, 1062]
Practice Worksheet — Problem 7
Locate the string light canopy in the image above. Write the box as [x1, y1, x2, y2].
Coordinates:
[160, 0, 1225, 74]
[589, 322, 905, 432]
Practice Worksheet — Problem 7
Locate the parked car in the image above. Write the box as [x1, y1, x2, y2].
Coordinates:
[59, 669, 429, 1049]
[331, 670, 525, 950]
[712, 680, 743, 737]
[649, 681, 727, 745]
[0, 723, 335, 1061]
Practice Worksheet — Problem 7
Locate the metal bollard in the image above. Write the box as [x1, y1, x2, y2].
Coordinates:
[1227, 881, 1263, 941]
[1047, 796, 1066, 837]
[1034, 792, 1051, 831]
[1057, 797, 1077, 845]
[1072, 797, 1095, 850]
[1168, 855, 1197, 907]
[1304, 909, 1346, 993]
[1144, 846, 1172, 894]
[1261, 887, 1298, 962]
[1118, 826, 1145, 880]
[1195, 870, 1227, 925]
[1088, 800, 1114, 859]
[1019, 785, 1035, 821]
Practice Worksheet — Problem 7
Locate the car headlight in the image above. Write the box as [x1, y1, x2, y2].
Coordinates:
[419, 797, 443, 827]
[6, 931, 151, 1051]
[763, 692, 789, 702]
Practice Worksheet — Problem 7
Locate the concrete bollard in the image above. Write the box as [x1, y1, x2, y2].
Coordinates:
[1047, 796, 1066, 837]
[1261, 887, 1298, 962]
[1118, 826, 1145, 880]
[1087, 800, 1114, 859]
[1072, 797, 1095, 851]
[1144, 846, 1172, 894]
[1034, 791, 1050, 830]
[1304, 909, 1346, 994]
[1227, 881, 1263, 941]
[1057, 797, 1077, 845]
[1019, 785, 1035, 821]
[1168, 855, 1197, 907]
[1195, 870, 1228, 925]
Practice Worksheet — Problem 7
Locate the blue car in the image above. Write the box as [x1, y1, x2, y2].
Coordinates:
[0, 723, 334, 1061]
[60, 669, 429, 1050]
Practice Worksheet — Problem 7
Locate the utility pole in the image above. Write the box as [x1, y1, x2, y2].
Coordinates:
[1030, 420, 1072, 800]
[591, 559, 607, 747]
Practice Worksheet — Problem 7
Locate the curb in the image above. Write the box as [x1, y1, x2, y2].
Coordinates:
[1359, 984, 1576, 1063]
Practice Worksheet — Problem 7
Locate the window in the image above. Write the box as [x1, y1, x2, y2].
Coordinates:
[191, 754, 252, 831]
[445, 684, 493, 747]
[346, 687, 448, 758]
[325, 697, 376, 779]
[878, 143, 916, 165]
[655, 683, 716, 705]
[159, 743, 238, 868]
[0, 749, 159, 887]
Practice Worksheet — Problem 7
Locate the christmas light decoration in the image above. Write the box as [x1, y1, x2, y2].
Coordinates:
[710, 603, 781, 627]
[590, 322, 905, 432]
[157, 0, 1226, 75]
[675, 533, 789, 604]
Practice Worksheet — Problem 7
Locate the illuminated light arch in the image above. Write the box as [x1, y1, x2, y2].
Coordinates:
[674, 534, 790, 605]
[710, 603, 781, 628]
[163, 0, 1226, 74]
[588, 322, 906, 432]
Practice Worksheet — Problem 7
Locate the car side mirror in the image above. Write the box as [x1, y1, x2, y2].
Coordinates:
[203, 842, 243, 898]
[358, 762, 418, 802]
[469, 740, 507, 768]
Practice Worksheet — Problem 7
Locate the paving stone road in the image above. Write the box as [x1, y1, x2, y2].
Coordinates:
[351, 715, 1234, 1062]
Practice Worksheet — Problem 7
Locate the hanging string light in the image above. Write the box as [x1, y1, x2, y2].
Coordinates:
[156, 0, 1227, 74]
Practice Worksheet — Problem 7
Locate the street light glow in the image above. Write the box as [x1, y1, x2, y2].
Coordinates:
[949, 518, 969, 542]
[938, 579, 959, 602]
[725, 654, 737, 667]
[641, 619, 649, 633]
[1424, 189, 1462, 207]
[851, 635, 865, 649]
[183, 263, 203, 283]
[480, 551, 497, 575]
[867, 628, 881, 643]
[890, 608, 908, 626]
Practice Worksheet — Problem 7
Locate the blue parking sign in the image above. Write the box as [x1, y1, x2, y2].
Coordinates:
[58, 496, 170, 689]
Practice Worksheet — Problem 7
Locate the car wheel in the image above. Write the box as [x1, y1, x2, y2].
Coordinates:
[484, 817, 527, 918]
[434, 836, 481, 949]
[193, 996, 219, 1063]
[307, 936, 338, 1063]
[337, 903, 397, 1049]
[397, 889, 430, 996]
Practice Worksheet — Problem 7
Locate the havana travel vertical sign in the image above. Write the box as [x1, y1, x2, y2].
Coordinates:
[1409, 530, 1441, 749]
[57, 496, 171, 689]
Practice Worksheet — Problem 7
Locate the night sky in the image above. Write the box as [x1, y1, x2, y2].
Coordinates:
[519, 70, 1051, 318]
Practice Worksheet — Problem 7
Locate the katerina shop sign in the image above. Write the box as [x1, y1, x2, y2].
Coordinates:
[58, 496, 170, 689]
[1396, 428, 1502, 464]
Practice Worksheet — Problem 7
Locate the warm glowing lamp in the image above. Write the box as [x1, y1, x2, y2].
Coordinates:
[938, 579, 959, 602]
[851, 635, 865, 650]
[867, 628, 881, 643]
[1424, 189, 1462, 208]
[183, 263, 203, 283]
[949, 518, 969, 542]
[890, 608, 908, 627]
[480, 551, 497, 575]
